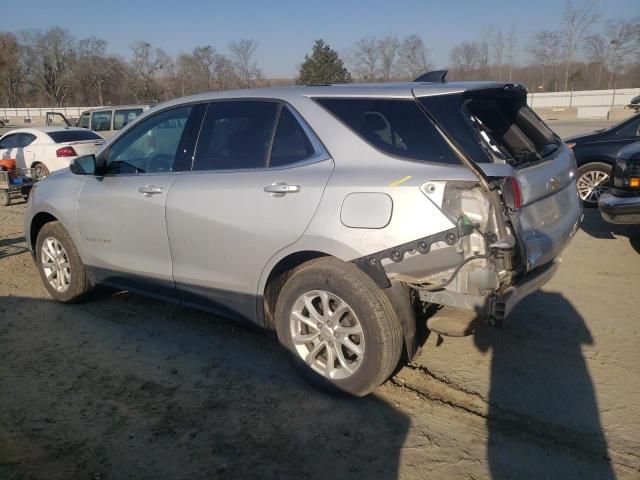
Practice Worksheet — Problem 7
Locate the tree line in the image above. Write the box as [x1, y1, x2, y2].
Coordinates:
[0, 0, 638, 108]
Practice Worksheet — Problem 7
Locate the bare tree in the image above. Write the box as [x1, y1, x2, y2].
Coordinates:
[348, 36, 379, 81]
[601, 17, 640, 87]
[505, 23, 518, 82]
[377, 34, 399, 81]
[530, 30, 563, 91]
[584, 33, 606, 88]
[76, 37, 116, 105]
[129, 41, 170, 102]
[491, 29, 505, 80]
[228, 39, 263, 88]
[396, 35, 431, 80]
[20, 27, 77, 106]
[560, 0, 600, 90]
[450, 41, 481, 80]
[0, 32, 22, 107]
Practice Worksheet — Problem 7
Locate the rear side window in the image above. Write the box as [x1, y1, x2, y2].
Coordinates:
[193, 101, 279, 170]
[47, 130, 103, 143]
[18, 133, 37, 147]
[315, 98, 457, 164]
[0, 134, 19, 149]
[91, 111, 112, 131]
[270, 107, 315, 167]
[114, 108, 144, 130]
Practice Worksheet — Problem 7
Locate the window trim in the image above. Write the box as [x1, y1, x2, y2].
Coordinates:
[189, 97, 329, 173]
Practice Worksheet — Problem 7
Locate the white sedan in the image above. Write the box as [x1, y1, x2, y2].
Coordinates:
[0, 127, 105, 178]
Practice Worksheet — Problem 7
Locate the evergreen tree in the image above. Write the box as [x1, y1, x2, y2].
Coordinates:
[297, 39, 351, 84]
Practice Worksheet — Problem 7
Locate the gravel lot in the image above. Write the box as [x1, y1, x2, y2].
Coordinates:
[1, 118, 639, 479]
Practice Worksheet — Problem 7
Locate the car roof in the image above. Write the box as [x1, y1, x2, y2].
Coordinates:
[0, 127, 91, 138]
[155, 81, 516, 110]
[82, 105, 150, 113]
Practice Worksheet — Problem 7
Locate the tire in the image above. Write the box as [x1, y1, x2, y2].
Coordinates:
[33, 163, 50, 180]
[275, 257, 403, 397]
[35, 221, 91, 303]
[576, 162, 612, 207]
[0, 189, 9, 206]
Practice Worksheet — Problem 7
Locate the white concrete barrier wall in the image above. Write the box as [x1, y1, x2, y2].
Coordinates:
[527, 88, 640, 111]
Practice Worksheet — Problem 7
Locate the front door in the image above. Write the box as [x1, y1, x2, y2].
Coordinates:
[77, 105, 194, 299]
[166, 101, 334, 322]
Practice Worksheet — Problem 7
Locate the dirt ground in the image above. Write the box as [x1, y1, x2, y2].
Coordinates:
[1, 198, 640, 479]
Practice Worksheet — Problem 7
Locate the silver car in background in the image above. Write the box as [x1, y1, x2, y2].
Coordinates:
[24, 79, 582, 396]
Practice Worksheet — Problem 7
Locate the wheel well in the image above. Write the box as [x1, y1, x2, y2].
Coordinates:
[262, 251, 329, 330]
[30, 212, 57, 250]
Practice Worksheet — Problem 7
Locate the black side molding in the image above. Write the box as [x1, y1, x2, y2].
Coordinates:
[413, 69, 448, 83]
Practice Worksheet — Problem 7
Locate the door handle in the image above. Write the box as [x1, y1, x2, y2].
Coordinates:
[263, 183, 301, 196]
[138, 185, 164, 197]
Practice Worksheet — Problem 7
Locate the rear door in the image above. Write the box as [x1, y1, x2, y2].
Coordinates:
[166, 100, 333, 322]
[77, 105, 195, 298]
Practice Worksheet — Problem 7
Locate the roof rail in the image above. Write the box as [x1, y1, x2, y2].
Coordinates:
[413, 70, 448, 83]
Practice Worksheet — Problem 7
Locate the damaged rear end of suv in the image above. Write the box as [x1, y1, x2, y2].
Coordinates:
[279, 77, 582, 394]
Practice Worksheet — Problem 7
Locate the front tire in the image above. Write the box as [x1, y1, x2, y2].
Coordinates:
[35, 221, 91, 302]
[576, 162, 611, 207]
[275, 257, 403, 397]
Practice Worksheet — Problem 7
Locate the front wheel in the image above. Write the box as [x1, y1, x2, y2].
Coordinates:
[576, 162, 612, 207]
[275, 257, 403, 396]
[0, 189, 9, 206]
[35, 221, 92, 302]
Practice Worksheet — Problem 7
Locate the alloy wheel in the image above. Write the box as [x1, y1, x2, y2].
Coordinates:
[576, 169, 610, 204]
[41, 236, 71, 293]
[289, 290, 365, 380]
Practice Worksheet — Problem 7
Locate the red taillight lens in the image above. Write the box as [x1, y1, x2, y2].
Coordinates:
[504, 177, 523, 210]
[56, 146, 77, 157]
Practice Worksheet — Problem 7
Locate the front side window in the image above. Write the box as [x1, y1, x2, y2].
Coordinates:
[316, 98, 457, 164]
[106, 106, 192, 175]
[78, 113, 90, 129]
[269, 107, 315, 167]
[114, 108, 144, 130]
[18, 133, 37, 147]
[193, 101, 279, 170]
[0, 134, 19, 150]
[91, 111, 113, 131]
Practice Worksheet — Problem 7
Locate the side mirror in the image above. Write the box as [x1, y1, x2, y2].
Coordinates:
[70, 154, 98, 175]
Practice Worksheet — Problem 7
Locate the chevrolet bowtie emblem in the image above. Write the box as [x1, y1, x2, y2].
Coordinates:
[547, 177, 560, 191]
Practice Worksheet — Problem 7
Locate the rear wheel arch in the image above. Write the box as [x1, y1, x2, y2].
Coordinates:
[262, 250, 329, 330]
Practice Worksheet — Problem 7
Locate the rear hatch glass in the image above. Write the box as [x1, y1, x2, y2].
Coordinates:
[48, 130, 103, 143]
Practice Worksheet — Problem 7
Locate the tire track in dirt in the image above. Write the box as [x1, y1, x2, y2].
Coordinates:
[391, 363, 640, 475]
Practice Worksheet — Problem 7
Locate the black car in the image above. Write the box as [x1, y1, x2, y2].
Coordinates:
[599, 141, 640, 224]
[565, 113, 640, 206]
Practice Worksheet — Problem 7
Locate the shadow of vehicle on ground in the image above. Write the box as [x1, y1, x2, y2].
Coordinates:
[0, 294, 410, 480]
[474, 290, 616, 479]
[580, 208, 640, 252]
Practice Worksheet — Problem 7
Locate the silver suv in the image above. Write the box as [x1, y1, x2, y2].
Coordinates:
[24, 80, 582, 396]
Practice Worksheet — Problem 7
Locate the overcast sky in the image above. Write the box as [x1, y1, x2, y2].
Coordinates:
[4, 0, 639, 77]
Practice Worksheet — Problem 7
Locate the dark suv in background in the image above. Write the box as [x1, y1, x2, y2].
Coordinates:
[565, 113, 640, 206]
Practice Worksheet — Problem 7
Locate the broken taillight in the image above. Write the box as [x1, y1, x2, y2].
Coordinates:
[503, 177, 522, 210]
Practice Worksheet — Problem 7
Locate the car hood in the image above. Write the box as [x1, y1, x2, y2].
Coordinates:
[564, 131, 607, 144]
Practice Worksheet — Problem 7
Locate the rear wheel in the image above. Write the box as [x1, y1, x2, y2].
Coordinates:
[35, 221, 91, 302]
[275, 257, 403, 396]
[576, 162, 611, 207]
[33, 163, 50, 180]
